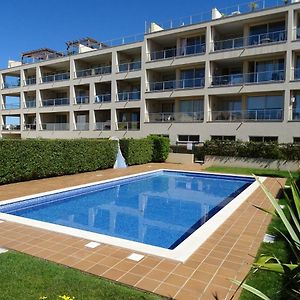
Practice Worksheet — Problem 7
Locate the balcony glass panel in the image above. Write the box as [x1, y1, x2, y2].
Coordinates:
[117, 121, 140, 131]
[118, 61, 141, 72]
[95, 94, 111, 103]
[26, 100, 36, 108]
[95, 122, 111, 130]
[42, 98, 69, 106]
[75, 96, 89, 104]
[148, 112, 204, 122]
[25, 77, 36, 85]
[118, 91, 140, 101]
[41, 123, 69, 130]
[42, 73, 70, 83]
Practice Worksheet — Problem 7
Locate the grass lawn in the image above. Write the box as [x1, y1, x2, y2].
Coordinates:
[0, 251, 164, 300]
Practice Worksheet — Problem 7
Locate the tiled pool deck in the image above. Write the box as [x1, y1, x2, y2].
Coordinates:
[0, 164, 284, 300]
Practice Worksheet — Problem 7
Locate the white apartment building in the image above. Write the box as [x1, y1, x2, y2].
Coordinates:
[1, 1, 300, 144]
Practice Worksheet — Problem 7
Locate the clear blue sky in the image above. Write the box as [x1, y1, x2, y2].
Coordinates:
[0, 0, 244, 68]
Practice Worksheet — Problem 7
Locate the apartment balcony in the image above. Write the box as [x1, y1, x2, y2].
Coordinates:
[75, 96, 89, 105]
[117, 91, 141, 101]
[294, 68, 300, 80]
[41, 72, 70, 83]
[210, 109, 283, 122]
[2, 82, 20, 89]
[2, 103, 21, 110]
[25, 78, 36, 85]
[25, 100, 36, 108]
[42, 98, 70, 107]
[76, 123, 89, 131]
[118, 61, 141, 72]
[211, 70, 285, 87]
[213, 30, 287, 52]
[291, 108, 300, 121]
[75, 66, 111, 78]
[95, 94, 111, 103]
[41, 123, 69, 131]
[148, 44, 206, 61]
[1, 124, 21, 131]
[23, 124, 36, 131]
[148, 78, 205, 92]
[148, 112, 204, 123]
[95, 122, 111, 131]
[117, 121, 140, 131]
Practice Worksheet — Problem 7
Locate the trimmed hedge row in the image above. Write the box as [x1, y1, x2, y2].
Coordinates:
[119, 136, 170, 166]
[171, 140, 300, 161]
[0, 139, 118, 185]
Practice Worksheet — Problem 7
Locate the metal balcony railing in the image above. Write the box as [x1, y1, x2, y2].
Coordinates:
[117, 121, 140, 131]
[23, 124, 36, 130]
[75, 96, 89, 104]
[148, 43, 206, 61]
[42, 98, 69, 107]
[41, 123, 69, 131]
[76, 123, 89, 131]
[95, 94, 111, 103]
[25, 100, 36, 108]
[148, 78, 205, 92]
[118, 61, 141, 72]
[1, 124, 21, 131]
[148, 112, 204, 122]
[211, 70, 285, 86]
[213, 30, 287, 51]
[117, 91, 141, 101]
[95, 122, 111, 131]
[75, 66, 111, 78]
[210, 108, 283, 122]
[41, 72, 70, 83]
[25, 78, 36, 85]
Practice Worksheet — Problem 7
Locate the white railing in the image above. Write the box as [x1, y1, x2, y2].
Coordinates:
[148, 78, 205, 92]
[75, 66, 111, 78]
[95, 122, 111, 130]
[76, 123, 89, 131]
[42, 98, 69, 107]
[117, 91, 141, 101]
[23, 124, 36, 130]
[41, 123, 69, 131]
[95, 94, 111, 103]
[25, 100, 36, 108]
[211, 70, 285, 86]
[213, 30, 287, 51]
[75, 96, 89, 104]
[118, 61, 141, 72]
[117, 121, 140, 131]
[1, 124, 21, 131]
[210, 108, 283, 121]
[148, 112, 204, 122]
[148, 43, 206, 61]
[41, 72, 70, 83]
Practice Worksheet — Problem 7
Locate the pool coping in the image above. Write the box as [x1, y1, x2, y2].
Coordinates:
[0, 169, 265, 263]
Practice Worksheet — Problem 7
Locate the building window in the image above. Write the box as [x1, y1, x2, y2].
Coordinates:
[293, 137, 300, 144]
[249, 136, 278, 143]
[211, 135, 236, 141]
[177, 135, 200, 143]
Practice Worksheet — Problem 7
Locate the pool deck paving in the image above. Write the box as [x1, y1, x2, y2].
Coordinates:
[0, 163, 284, 300]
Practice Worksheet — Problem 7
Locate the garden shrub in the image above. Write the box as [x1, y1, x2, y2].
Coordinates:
[0, 139, 118, 185]
[120, 138, 153, 165]
[148, 135, 170, 162]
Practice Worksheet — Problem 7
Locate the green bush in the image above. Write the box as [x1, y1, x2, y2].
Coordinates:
[120, 138, 153, 166]
[148, 135, 170, 162]
[0, 139, 118, 185]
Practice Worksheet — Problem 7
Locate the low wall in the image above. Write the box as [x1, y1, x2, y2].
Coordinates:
[204, 155, 300, 172]
[166, 153, 195, 164]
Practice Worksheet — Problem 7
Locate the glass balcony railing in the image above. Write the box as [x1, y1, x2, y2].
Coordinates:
[148, 78, 205, 92]
[213, 30, 287, 51]
[25, 100, 36, 108]
[23, 124, 36, 130]
[2, 82, 20, 89]
[294, 28, 300, 40]
[76, 123, 89, 131]
[25, 78, 36, 85]
[95, 122, 111, 131]
[41, 72, 70, 83]
[291, 108, 300, 121]
[294, 68, 300, 80]
[3, 103, 21, 110]
[211, 70, 285, 86]
[95, 94, 111, 103]
[148, 112, 204, 122]
[1, 124, 21, 131]
[118, 61, 141, 72]
[75, 66, 111, 78]
[210, 109, 283, 122]
[117, 121, 140, 131]
[149, 43, 206, 61]
[117, 91, 141, 101]
[75, 96, 89, 104]
[42, 98, 69, 107]
[41, 123, 69, 131]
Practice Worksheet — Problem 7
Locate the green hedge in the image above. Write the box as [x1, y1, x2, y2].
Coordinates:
[171, 140, 300, 161]
[120, 138, 153, 166]
[148, 135, 170, 162]
[0, 139, 118, 185]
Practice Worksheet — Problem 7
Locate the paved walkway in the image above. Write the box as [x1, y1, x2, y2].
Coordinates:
[0, 164, 283, 299]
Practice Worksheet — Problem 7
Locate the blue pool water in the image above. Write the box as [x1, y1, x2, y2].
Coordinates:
[0, 171, 254, 249]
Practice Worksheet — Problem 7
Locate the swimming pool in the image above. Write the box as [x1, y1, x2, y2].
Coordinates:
[0, 170, 260, 262]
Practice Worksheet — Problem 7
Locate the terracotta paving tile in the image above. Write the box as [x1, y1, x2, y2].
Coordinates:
[98, 256, 120, 268]
[163, 273, 188, 287]
[113, 260, 136, 272]
[135, 278, 161, 292]
[102, 268, 125, 281]
[118, 272, 142, 285]
[146, 269, 170, 281]
[87, 263, 109, 276]
[130, 264, 152, 276]
[154, 282, 181, 298]
[59, 255, 82, 267]
[201, 284, 232, 300]
[156, 260, 179, 272]
[176, 288, 201, 300]
[198, 262, 219, 274]
[182, 278, 207, 295]
[139, 256, 162, 268]
[190, 269, 214, 283]
[72, 259, 97, 271]
[85, 252, 106, 263]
